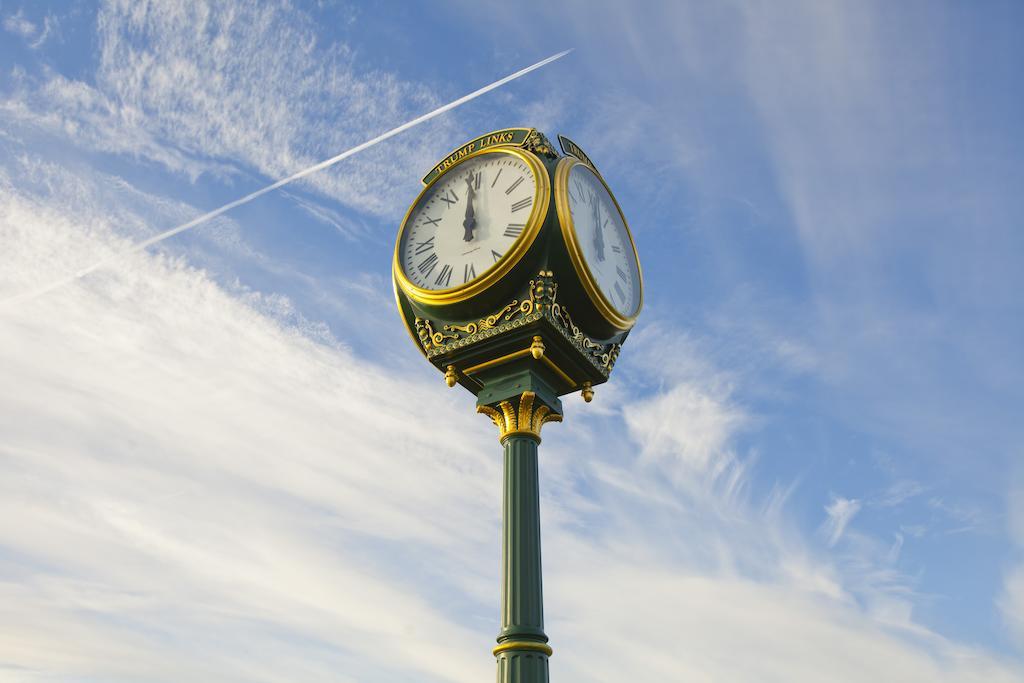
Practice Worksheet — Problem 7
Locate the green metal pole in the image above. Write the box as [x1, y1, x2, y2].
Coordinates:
[494, 430, 551, 683]
[476, 383, 561, 682]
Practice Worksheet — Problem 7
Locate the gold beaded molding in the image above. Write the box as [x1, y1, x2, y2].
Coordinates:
[477, 391, 562, 442]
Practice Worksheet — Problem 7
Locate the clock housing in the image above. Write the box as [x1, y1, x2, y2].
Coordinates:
[392, 128, 642, 401]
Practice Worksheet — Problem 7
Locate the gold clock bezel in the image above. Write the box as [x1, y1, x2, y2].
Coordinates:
[393, 146, 551, 306]
[554, 157, 644, 331]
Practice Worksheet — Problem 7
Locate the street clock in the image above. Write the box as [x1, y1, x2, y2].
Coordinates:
[392, 128, 643, 683]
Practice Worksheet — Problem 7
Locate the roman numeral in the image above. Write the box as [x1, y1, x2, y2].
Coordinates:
[491, 168, 503, 187]
[468, 171, 481, 190]
[414, 236, 435, 255]
[613, 281, 625, 304]
[417, 253, 438, 277]
[574, 179, 586, 200]
[463, 263, 476, 283]
[439, 189, 459, 206]
[491, 249, 503, 262]
[422, 215, 441, 227]
[510, 197, 531, 213]
[611, 245, 622, 253]
[505, 176, 524, 195]
[435, 264, 453, 288]
[504, 223, 525, 238]
[616, 265, 627, 281]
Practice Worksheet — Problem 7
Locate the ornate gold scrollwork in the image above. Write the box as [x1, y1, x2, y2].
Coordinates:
[549, 296, 617, 370]
[418, 270, 620, 375]
[441, 300, 521, 338]
[477, 391, 563, 442]
[416, 317, 458, 348]
[605, 343, 621, 373]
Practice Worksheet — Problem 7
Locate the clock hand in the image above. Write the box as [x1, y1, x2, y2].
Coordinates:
[463, 176, 477, 242]
[591, 194, 605, 261]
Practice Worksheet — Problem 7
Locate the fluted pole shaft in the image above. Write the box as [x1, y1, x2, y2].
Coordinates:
[495, 431, 550, 683]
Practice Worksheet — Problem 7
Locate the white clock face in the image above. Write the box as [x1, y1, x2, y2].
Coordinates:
[399, 152, 538, 290]
[565, 164, 641, 318]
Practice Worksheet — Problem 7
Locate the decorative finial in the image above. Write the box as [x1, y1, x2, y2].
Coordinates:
[581, 381, 594, 403]
[530, 335, 545, 360]
[445, 365, 458, 387]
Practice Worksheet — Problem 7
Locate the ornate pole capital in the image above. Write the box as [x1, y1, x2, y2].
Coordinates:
[477, 390, 563, 442]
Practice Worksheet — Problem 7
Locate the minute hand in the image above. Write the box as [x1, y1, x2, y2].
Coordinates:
[462, 177, 477, 241]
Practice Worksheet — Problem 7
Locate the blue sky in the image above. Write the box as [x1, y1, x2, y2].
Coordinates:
[1, 1, 1022, 681]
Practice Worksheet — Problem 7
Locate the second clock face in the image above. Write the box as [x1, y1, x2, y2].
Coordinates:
[563, 163, 642, 321]
[399, 151, 540, 291]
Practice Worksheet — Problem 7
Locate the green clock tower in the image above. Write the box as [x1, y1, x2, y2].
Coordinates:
[393, 128, 642, 682]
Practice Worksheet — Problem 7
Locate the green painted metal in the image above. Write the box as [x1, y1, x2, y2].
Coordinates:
[496, 431, 550, 683]
[475, 368, 562, 414]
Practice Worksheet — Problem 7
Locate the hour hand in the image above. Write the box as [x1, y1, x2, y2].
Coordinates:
[462, 177, 477, 241]
[591, 197, 606, 260]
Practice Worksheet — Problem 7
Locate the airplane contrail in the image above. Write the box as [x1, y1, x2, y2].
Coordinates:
[2, 49, 572, 308]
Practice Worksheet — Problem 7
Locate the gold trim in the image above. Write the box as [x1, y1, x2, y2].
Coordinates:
[461, 345, 576, 390]
[394, 147, 551, 307]
[492, 641, 553, 657]
[463, 348, 531, 374]
[477, 391, 563, 441]
[554, 157, 644, 330]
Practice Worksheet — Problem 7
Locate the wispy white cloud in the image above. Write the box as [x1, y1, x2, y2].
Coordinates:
[2, 10, 35, 38]
[1, 1, 458, 217]
[283, 191, 367, 242]
[927, 496, 991, 536]
[624, 382, 746, 482]
[550, 562, 1020, 683]
[823, 496, 862, 547]
[2, 9, 57, 49]
[871, 480, 927, 508]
